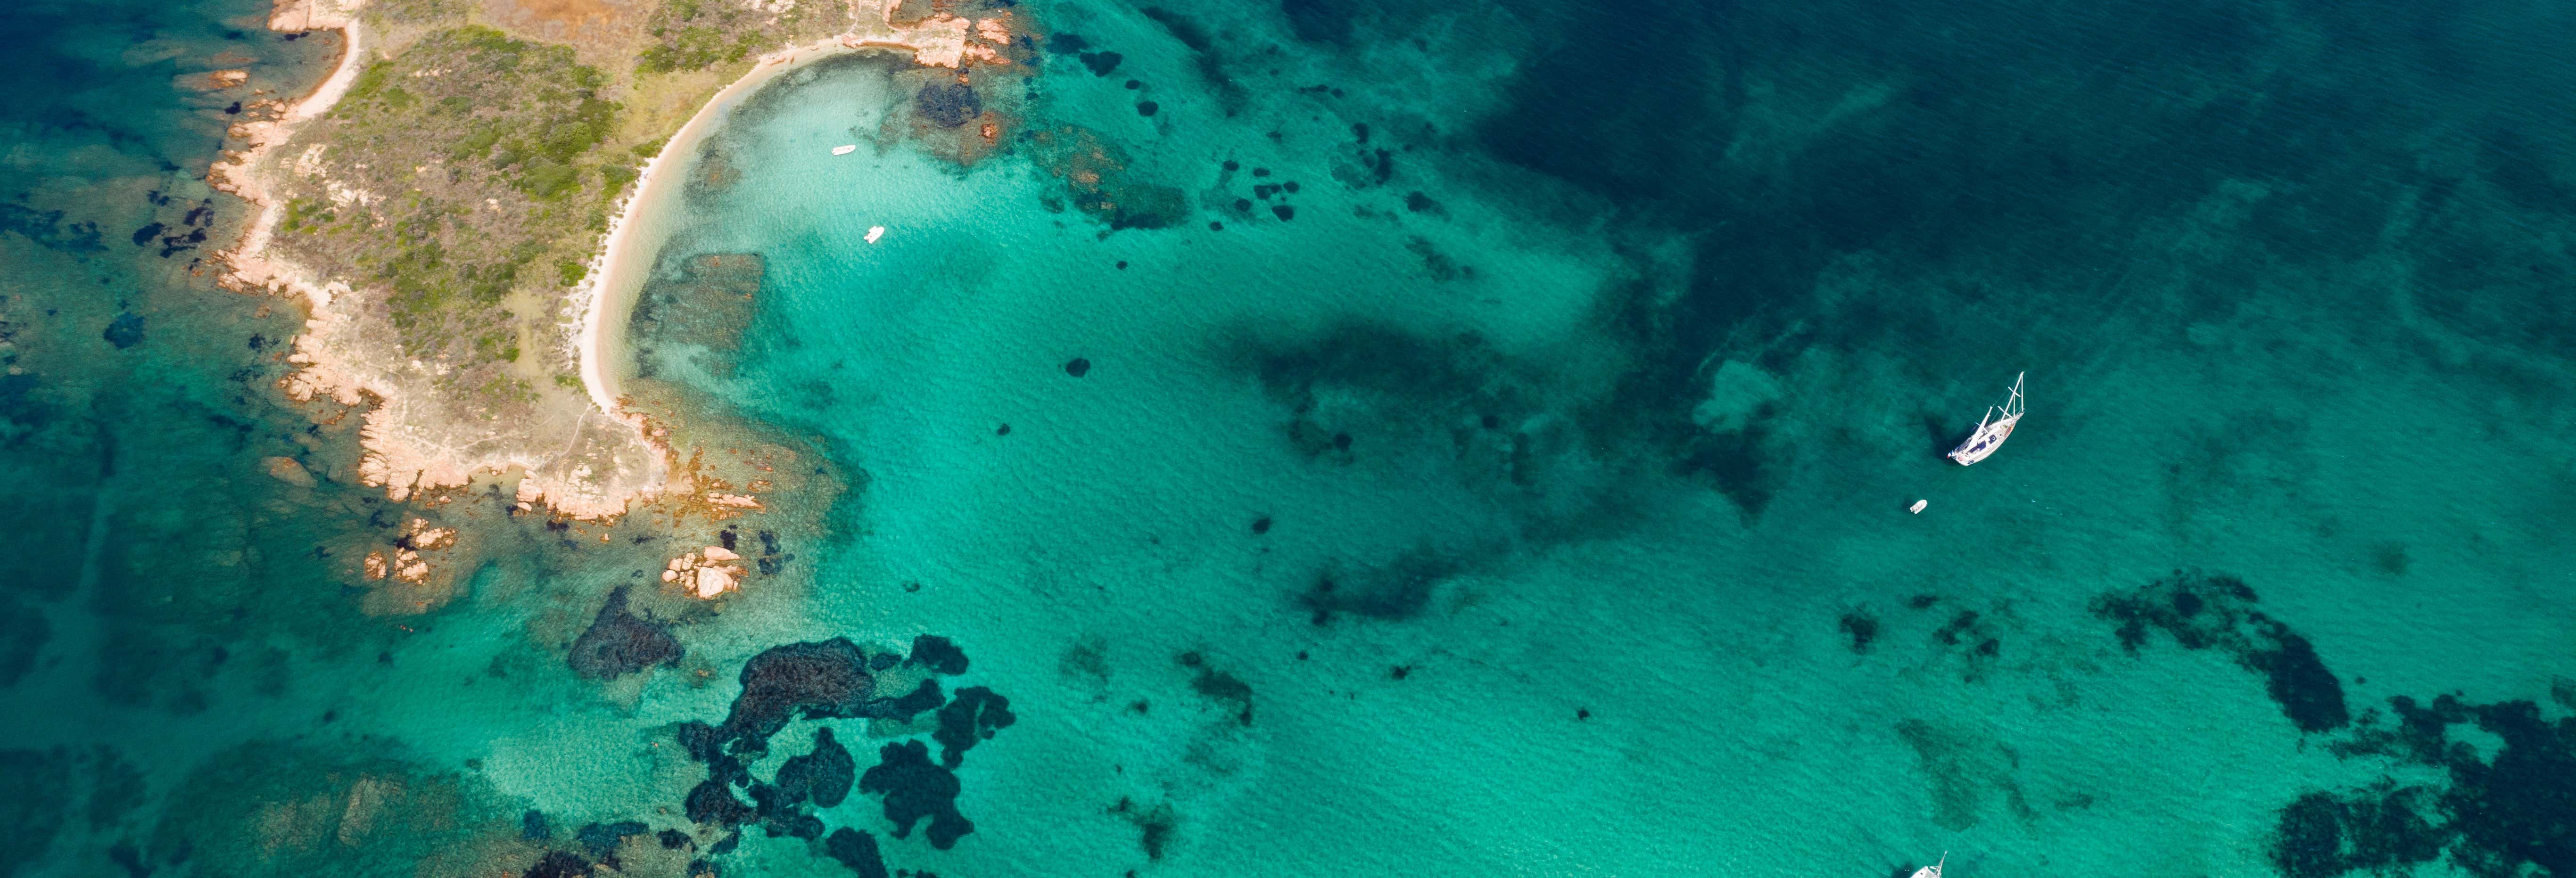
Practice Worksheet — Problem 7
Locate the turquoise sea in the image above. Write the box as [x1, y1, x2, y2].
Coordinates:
[7, 0, 2576, 876]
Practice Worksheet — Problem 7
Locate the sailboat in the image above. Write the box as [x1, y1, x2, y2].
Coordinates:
[1908, 853, 1948, 878]
[1945, 372, 2024, 466]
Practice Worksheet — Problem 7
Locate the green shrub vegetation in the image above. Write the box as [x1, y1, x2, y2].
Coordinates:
[274, 26, 636, 369]
[636, 0, 824, 73]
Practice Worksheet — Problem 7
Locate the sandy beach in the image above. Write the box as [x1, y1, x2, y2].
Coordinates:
[573, 39, 860, 416]
[207, 0, 1006, 519]
[573, 4, 1001, 417]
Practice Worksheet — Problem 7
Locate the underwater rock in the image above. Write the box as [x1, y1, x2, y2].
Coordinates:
[825, 827, 891, 878]
[933, 687, 1017, 767]
[2286, 694, 2576, 878]
[676, 721, 723, 762]
[859, 739, 973, 849]
[260, 455, 317, 488]
[1181, 654, 1254, 726]
[521, 809, 552, 841]
[719, 638, 877, 744]
[788, 813, 825, 840]
[1110, 796, 1180, 860]
[916, 82, 983, 128]
[567, 586, 683, 681]
[576, 820, 648, 856]
[522, 851, 593, 878]
[103, 312, 145, 349]
[685, 778, 754, 826]
[907, 635, 970, 675]
[1839, 611, 1879, 654]
[2270, 785, 2446, 878]
[1081, 50, 1123, 76]
[776, 727, 856, 807]
[1062, 357, 1091, 378]
[2093, 570, 2349, 732]
[1297, 550, 1461, 624]
[877, 678, 947, 722]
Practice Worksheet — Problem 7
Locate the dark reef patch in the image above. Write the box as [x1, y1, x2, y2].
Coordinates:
[825, 827, 891, 878]
[915, 82, 983, 128]
[1839, 610, 1878, 654]
[1297, 550, 1460, 624]
[522, 851, 594, 878]
[669, 636, 1009, 862]
[1179, 651, 1254, 725]
[685, 778, 754, 826]
[907, 634, 970, 675]
[104, 312, 146, 349]
[2271, 784, 2446, 878]
[860, 740, 973, 849]
[575, 820, 648, 856]
[932, 686, 1017, 767]
[717, 639, 880, 746]
[776, 727, 856, 807]
[2093, 570, 2349, 733]
[566, 586, 683, 681]
[1110, 796, 1181, 860]
[2276, 694, 2576, 878]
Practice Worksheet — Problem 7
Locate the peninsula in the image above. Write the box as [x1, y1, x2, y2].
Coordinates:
[215, 0, 1027, 520]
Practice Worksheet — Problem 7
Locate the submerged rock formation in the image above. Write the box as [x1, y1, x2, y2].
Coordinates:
[825, 827, 891, 878]
[718, 639, 878, 746]
[860, 739, 973, 849]
[933, 686, 1016, 768]
[776, 727, 856, 807]
[670, 635, 1007, 857]
[2092, 570, 2349, 733]
[566, 586, 683, 681]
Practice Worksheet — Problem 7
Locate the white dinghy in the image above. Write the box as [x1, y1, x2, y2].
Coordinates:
[1945, 373, 2024, 466]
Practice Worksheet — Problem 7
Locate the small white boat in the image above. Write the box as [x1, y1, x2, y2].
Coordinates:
[1945, 372, 2023, 466]
[831, 144, 858, 156]
[1908, 853, 1947, 878]
[864, 225, 885, 244]
[1908, 499, 1928, 514]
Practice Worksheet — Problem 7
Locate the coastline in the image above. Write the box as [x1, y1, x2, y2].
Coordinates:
[572, 39, 859, 417]
[210, 0, 366, 304]
[576, 6, 999, 418]
[213, 0, 1012, 521]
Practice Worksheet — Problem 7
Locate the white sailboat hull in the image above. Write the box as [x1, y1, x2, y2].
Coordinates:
[1945, 372, 2025, 466]
[1945, 415, 2017, 465]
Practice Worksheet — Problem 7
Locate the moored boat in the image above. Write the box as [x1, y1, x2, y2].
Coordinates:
[1945, 372, 2023, 466]
[1908, 853, 1947, 878]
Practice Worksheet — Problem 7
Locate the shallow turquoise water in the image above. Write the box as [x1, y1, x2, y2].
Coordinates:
[8, 0, 2576, 876]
